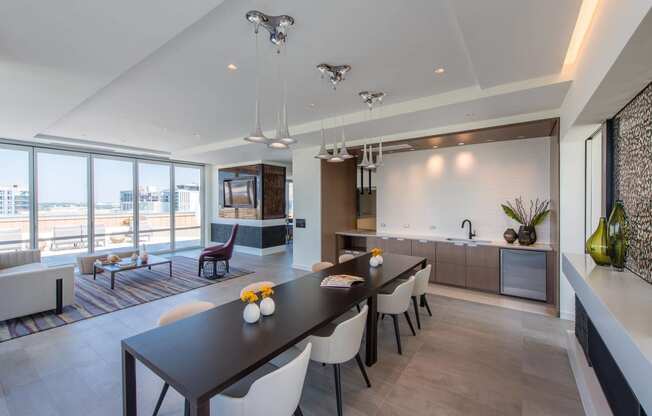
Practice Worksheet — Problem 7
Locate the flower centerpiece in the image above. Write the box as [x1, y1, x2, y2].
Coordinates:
[240, 290, 260, 323]
[501, 197, 550, 246]
[369, 247, 384, 267]
[259, 285, 275, 316]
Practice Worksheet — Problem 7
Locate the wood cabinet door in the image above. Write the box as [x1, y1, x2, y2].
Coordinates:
[466, 245, 499, 268]
[435, 262, 466, 287]
[411, 239, 436, 282]
[386, 238, 412, 255]
[436, 242, 466, 265]
[368, 236, 389, 252]
[466, 266, 500, 293]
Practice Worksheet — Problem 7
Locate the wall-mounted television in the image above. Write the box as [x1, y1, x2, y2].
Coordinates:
[223, 177, 256, 208]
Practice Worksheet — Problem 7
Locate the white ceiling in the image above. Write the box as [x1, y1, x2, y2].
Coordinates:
[0, 0, 582, 163]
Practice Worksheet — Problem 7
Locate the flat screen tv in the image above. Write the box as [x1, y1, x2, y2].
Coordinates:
[223, 177, 256, 208]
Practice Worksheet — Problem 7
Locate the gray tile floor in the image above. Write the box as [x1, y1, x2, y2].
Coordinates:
[0, 249, 584, 416]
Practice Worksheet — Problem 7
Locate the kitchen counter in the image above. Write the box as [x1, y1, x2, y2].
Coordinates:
[563, 253, 652, 412]
[335, 229, 553, 252]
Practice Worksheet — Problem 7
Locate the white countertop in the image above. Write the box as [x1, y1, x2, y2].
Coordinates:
[335, 229, 553, 251]
[563, 253, 652, 412]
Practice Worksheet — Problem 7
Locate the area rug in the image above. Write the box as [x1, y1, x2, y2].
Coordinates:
[0, 256, 253, 342]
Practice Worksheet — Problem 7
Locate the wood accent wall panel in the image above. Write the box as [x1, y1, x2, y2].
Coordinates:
[262, 164, 286, 219]
[321, 159, 358, 263]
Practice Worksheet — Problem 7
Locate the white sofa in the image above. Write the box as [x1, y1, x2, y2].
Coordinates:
[0, 250, 75, 322]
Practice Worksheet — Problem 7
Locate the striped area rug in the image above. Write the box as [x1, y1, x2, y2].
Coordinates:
[0, 256, 252, 343]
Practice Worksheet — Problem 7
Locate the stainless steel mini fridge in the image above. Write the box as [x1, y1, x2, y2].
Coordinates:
[500, 249, 547, 301]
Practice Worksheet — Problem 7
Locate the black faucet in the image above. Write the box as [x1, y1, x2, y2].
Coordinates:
[461, 219, 476, 240]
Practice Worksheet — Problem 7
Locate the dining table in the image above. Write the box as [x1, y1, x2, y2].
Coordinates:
[121, 252, 427, 416]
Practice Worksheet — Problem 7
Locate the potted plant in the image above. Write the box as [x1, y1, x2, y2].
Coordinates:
[501, 197, 550, 246]
[369, 247, 384, 267]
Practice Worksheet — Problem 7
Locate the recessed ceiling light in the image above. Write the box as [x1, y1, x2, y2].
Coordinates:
[457, 142, 465, 146]
[308, 103, 316, 108]
[434, 67, 445, 74]
[227, 63, 238, 71]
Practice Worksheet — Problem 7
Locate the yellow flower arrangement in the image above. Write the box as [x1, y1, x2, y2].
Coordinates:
[260, 285, 274, 299]
[371, 247, 383, 257]
[240, 290, 259, 304]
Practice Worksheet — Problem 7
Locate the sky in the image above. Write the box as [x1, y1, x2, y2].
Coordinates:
[0, 149, 200, 204]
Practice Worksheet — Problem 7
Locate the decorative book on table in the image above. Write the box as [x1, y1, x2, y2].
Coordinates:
[320, 275, 364, 288]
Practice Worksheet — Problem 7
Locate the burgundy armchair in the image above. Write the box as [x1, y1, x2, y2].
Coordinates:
[198, 224, 238, 278]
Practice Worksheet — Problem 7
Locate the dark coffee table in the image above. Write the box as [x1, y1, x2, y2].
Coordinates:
[93, 255, 172, 289]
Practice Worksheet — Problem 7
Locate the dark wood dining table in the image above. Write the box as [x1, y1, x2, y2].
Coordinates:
[122, 252, 426, 416]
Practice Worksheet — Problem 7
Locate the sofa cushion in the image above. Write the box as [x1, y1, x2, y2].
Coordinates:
[0, 262, 47, 277]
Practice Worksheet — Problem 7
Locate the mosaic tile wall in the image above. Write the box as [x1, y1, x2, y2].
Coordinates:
[613, 82, 652, 283]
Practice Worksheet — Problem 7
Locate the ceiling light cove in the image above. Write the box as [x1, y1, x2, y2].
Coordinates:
[564, 0, 600, 66]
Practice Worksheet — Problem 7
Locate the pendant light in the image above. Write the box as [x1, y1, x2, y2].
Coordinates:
[268, 109, 289, 149]
[315, 120, 331, 159]
[366, 145, 376, 170]
[358, 143, 370, 168]
[244, 25, 269, 144]
[268, 41, 289, 149]
[339, 122, 353, 160]
[277, 47, 296, 145]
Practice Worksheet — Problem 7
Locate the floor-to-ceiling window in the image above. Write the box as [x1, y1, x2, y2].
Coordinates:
[0, 141, 204, 262]
[138, 161, 171, 252]
[93, 157, 135, 252]
[174, 165, 202, 249]
[0, 145, 32, 252]
[37, 151, 89, 264]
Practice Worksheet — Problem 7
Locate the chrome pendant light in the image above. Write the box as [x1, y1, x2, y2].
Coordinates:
[315, 121, 331, 159]
[358, 143, 370, 168]
[339, 131, 354, 159]
[316, 63, 351, 90]
[244, 24, 269, 144]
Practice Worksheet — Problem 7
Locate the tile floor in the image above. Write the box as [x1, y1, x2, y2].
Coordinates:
[0, 249, 584, 416]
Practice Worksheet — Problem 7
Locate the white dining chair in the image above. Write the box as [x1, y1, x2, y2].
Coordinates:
[338, 253, 355, 263]
[211, 343, 312, 416]
[153, 301, 215, 416]
[297, 305, 370, 416]
[410, 265, 433, 330]
[311, 261, 334, 272]
[240, 281, 276, 298]
[377, 276, 416, 355]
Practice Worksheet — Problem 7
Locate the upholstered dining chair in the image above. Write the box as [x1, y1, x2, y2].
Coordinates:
[311, 261, 334, 272]
[377, 276, 416, 355]
[240, 281, 276, 298]
[410, 265, 432, 330]
[211, 343, 312, 416]
[297, 305, 370, 416]
[338, 253, 355, 263]
[198, 224, 238, 277]
[153, 301, 215, 416]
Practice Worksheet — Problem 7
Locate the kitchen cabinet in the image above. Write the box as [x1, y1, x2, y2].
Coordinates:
[436, 262, 467, 287]
[411, 239, 436, 282]
[436, 242, 466, 264]
[367, 236, 388, 252]
[466, 266, 500, 293]
[386, 237, 412, 255]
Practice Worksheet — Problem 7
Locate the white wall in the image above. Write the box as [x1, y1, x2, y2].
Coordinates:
[376, 138, 551, 242]
[291, 147, 322, 270]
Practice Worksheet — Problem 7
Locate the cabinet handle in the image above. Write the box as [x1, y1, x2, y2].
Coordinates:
[397, 238, 405, 241]
[418, 239, 428, 243]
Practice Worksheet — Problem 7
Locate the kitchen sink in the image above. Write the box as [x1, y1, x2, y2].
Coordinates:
[446, 237, 492, 245]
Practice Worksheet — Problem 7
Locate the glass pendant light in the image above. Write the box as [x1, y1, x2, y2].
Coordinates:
[244, 26, 269, 144]
[366, 145, 376, 170]
[339, 135, 353, 160]
[315, 120, 331, 159]
[328, 131, 344, 163]
[375, 139, 383, 166]
[358, 143, 370, 168]
[268, 109, 289, 149]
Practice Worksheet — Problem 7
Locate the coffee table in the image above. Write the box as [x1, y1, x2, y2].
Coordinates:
[93, 255, 172, 289]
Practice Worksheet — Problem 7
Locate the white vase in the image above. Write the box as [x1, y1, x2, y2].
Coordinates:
[376, 255, 384, 265]
[369, 256, 380, 267]
[243, 303, 260, 323]
[260, 297, 275, 316]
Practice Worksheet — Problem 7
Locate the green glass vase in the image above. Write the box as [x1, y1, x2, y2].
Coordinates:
[586, 217, 611, 266]
[607, 200, 627, 271]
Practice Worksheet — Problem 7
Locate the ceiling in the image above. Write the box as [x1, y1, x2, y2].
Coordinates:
[0, 0, 583, 163]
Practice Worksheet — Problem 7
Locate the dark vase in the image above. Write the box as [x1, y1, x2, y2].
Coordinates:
[503, 228, 517, 244]
[586, 217, 611, 266]
[517, 225, 537, 245]
[607, 200, 627, 271]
